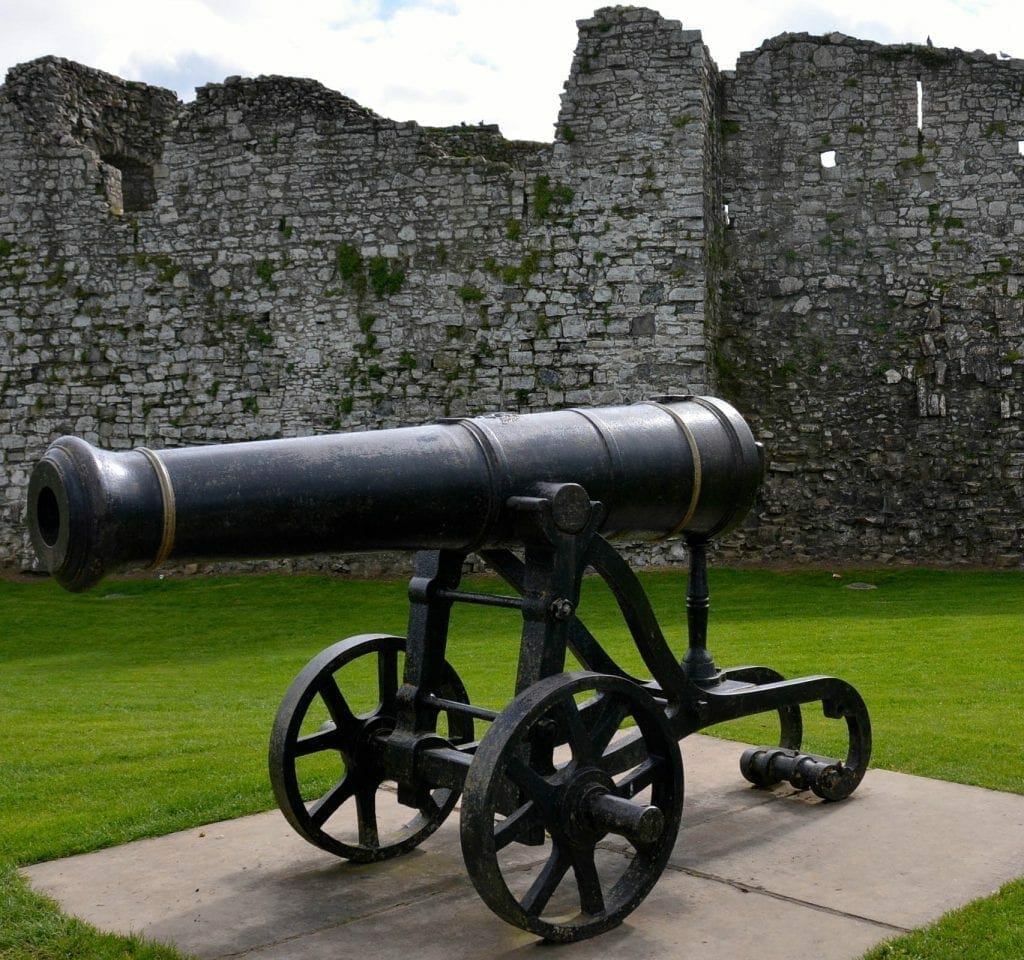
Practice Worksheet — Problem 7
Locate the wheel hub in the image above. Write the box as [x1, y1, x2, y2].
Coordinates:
[559, 765, 616, 843]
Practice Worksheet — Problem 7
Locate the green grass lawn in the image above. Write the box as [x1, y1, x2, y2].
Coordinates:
[3, 566, 1024, 958]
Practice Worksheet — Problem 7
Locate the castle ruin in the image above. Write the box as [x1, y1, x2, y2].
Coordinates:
[2, 6, 1023, 573]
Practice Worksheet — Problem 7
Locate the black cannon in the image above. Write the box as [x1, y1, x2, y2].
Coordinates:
[27, 396, 871, 942]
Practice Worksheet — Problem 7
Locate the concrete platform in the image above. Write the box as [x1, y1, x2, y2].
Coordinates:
[23, 735, 1024, 959]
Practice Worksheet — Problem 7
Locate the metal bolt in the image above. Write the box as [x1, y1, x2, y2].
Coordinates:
[550, 597, 575, 621]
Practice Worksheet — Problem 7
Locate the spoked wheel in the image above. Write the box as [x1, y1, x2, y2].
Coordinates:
[269, 633, 473, 862]
[460, 672, 684, 942]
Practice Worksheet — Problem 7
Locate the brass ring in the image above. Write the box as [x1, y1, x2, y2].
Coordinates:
[137, 447, 176, 569]
[647, 402, 703, 536]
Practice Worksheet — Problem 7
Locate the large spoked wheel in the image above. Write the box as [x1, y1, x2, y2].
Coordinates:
[460, 672, 684, 942]
[269, 633, 473, 863]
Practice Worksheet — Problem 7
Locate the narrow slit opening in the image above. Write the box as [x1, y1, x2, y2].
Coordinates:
[916, 78, 923, 131]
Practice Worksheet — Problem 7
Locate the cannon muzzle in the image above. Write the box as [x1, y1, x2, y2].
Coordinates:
[27, 396, 762, 591]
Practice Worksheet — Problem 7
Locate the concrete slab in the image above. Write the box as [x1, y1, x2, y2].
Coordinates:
[23, 735, 1024, 959]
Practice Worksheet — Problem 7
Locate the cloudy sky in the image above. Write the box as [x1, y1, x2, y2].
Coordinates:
[0, 0, 1018, 141]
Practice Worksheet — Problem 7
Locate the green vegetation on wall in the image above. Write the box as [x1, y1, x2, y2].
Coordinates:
[333, 244, 405, 300]
[533, 175, 575, 219]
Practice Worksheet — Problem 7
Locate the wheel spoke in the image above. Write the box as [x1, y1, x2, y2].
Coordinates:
[318, 675, 356, 730]
[418, 790, 445, 821]
[309, 776, 355, 827]
[559, 695, 591, 761]
[571, 846, 606, 916]
[493, 800, 539, 851]
[292, 726, 340, 758]
[615, 754, 663, 799]
[585, 693, 631, 759]
[520, 845, 571, 916]
[355, 785, 380, 848]
[506, 755, 557, 820]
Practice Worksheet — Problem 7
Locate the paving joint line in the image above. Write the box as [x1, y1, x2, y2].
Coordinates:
[665, 863, 911, 934]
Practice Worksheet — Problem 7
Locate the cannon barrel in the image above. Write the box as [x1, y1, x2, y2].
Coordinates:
[27, 395, 761, 592]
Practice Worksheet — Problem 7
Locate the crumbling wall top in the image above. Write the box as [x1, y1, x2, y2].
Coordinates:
[736, 30, 1024, 72]
[193, 74, 386, 126]
[2, 56, 180, 163]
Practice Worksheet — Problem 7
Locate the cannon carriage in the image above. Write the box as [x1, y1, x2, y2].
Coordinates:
[27, 396, 871, 942]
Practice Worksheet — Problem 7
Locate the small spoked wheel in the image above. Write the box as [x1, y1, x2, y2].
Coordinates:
[269, 633, 472, 862]
[460, 672, 684, 942]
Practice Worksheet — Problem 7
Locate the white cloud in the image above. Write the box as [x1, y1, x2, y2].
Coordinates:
[0, 0, 1017, 142]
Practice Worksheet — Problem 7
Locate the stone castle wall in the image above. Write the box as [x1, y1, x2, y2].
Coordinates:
[1, 7, 1022, 573]
[719, 34, 1024, 564]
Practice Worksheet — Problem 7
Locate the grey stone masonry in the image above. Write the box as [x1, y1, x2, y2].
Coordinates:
[719, 33, 1024, 566]
[1, 8, 1022, 573]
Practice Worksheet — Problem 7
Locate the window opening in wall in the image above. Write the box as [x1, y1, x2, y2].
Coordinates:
[916, 78, 923, 131]
[723, 203, 731, 227]
[1018, 141, 1024, 156]
[101, 155, 156, 212]
[820, 150, 837, 168]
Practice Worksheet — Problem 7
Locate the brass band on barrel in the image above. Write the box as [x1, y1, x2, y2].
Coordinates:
[137, 447, 176, 569]
[649, 402, 703, 536]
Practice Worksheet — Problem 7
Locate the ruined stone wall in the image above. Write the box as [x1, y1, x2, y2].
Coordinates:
[4, 9, 1024, 574]
[553, 8, 716, 383]
[719, 33, 1024, 565]
[0, 9, 717, 571]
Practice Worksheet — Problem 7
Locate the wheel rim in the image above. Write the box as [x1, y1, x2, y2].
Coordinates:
[269, 633, 472, 862]
[460, 671, 683, 942]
